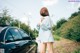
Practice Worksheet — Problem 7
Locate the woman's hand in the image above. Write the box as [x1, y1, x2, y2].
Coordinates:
[38, 22, 41, 26]
[38, 17, 44, 26]
[37, 21, 41, 30]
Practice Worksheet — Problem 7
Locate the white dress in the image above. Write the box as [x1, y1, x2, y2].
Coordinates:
[37, 16, 54, 43]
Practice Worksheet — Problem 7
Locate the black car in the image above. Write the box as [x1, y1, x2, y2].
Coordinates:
[0, 25, 37, 53]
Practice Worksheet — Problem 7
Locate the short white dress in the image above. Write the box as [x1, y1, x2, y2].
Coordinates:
[37, 16, 54, 43]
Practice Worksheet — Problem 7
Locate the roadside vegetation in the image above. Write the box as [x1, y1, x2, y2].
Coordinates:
[52, 7, 80, 53]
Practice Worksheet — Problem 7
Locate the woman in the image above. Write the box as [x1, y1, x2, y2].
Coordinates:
[37, 7, 54, 53]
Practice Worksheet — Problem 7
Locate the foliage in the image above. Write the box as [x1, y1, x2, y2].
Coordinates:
[0, 9, 38, 39]
[73, 48, 80, 53]
[69, 7, 80, 19]
[0, 9, 13, 25]
[56, 18, 67, 29]
[54, 8, 80, 42]
[11, 20, 21, 27]
[33, 29, 38, 38]
[59, 15, 80, 42]
[54, 35, 61, 41]
[52, 25, 57, 31]
[69, 12, 78, 19]
[54, 28, 61, 36]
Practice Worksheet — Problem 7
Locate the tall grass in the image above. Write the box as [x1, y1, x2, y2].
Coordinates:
[73, 49, 80, 53]
[53, 35, 61, 41]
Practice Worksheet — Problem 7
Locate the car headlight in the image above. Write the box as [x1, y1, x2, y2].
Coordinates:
[0, 48, 4, 53]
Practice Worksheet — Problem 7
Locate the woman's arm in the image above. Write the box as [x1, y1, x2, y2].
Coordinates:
[41, 17, 53, 31]
[36, 18, 42, 30]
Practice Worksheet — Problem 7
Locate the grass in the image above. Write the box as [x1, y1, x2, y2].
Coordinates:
[53, 35, 61, 41]
[73, 48, 80, 53]
[53, 38, 80, 53]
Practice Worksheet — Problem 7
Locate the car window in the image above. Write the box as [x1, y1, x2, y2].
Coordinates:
[19, 29, 29, 38]
[9, 28, 22, 40]
[0, 28, 7, 42]
[5, 31, 14, 42]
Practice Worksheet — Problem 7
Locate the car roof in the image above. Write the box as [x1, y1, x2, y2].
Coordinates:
[0, 25, 9, 33]
[0, 27, 4, 33]
[0, 25, 19, 33]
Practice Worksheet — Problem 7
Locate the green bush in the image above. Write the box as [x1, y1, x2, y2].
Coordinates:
[57, 15, 80, 42]
[54, 28, 61, 36]
[56, 18, 67, 29]
[53, 35, 61, 41]
[73, 49, 80, 53]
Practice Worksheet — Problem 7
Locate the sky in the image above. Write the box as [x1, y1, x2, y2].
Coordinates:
[0, 0, 80, 29]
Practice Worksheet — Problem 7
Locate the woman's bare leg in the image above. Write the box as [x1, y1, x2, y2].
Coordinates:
[47, 42, 54, 53]
[39, 43, 47, 53]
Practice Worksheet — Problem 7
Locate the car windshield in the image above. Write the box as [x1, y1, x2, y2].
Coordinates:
[8, 28, 22, 40]
[19, 29, 29, 38]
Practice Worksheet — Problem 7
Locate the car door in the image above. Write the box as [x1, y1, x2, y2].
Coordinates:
[18, 29, 33, 53]
[5, 29, 16, 53]
[18, 29, 37, 53]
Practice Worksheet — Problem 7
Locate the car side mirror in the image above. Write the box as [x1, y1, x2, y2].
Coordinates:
[31, 37, 35, 40]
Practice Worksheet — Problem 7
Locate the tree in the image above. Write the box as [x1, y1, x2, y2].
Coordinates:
[69, 7, 80, 19]
[78, 7, 80, 14]
[69, 12, 78, 19]
[33, 28, 38, 37]
[0, 9, 38, 39]
[56, 18, 67, 29]
[0, 9, 12, 25]
[11, 20, 21, 27]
